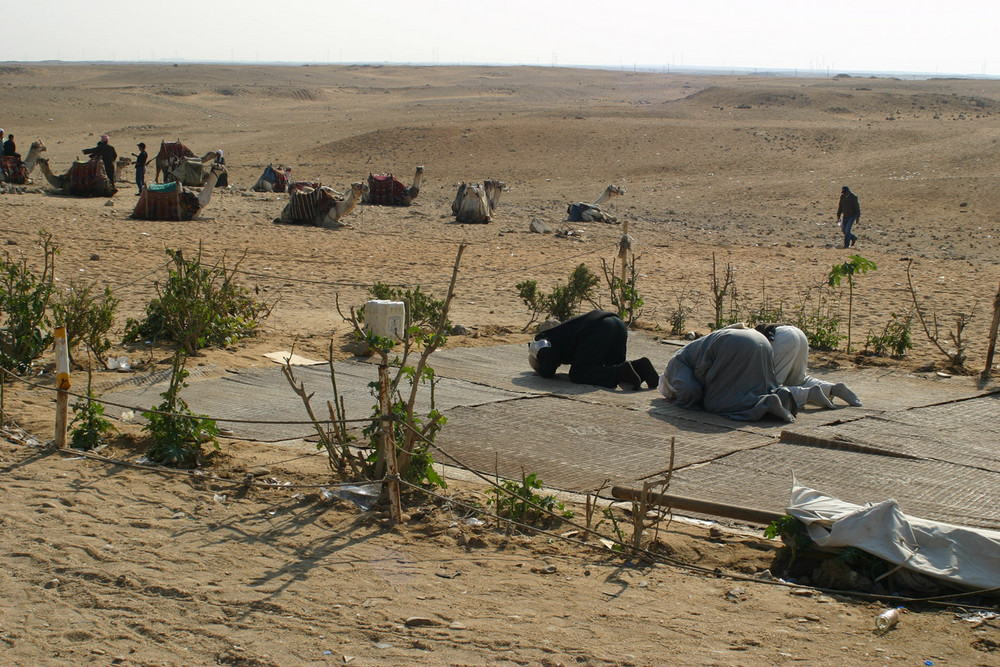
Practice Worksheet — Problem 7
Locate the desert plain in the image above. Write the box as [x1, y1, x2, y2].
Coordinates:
[1, 63, 999, 665]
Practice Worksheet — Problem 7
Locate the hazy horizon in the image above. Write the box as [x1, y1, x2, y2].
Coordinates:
[2, 1, 998, 78]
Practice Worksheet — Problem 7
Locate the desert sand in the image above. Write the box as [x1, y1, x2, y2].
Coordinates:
[1, 63, 999, 665]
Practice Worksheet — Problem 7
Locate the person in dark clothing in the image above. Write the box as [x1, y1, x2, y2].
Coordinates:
[528, 310, 659, 390]
[132, 142, 149, 194]
[836, 186, 860, 248]
[2, 133, 17, 158]
[83, 134, 118, 182]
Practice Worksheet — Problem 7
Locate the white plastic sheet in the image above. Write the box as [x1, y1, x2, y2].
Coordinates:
[787, 483, 1000, 591]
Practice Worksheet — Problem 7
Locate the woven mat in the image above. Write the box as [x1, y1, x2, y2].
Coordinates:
[666, 441, 1000, 530]
[435, 396, 775, 493]
[93, 336, 1000, 528]
[100, 360, 529, 442]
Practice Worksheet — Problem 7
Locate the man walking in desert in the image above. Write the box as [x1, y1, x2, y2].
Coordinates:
[836, 185, 860, 248]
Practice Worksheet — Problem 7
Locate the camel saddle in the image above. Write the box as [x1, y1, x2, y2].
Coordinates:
[132, 182, 200, 221]
[169, 157, 207, 186]
[157, 140, 195, 161]
[567, 202, 602, 222]
[366, 173, 408, 206]
[288, 181, 322, 193]
[0, 156, 28, 184]
[286, 188, 341, 224]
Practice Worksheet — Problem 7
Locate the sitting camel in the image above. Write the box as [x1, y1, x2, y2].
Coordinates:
[168, 156, 216, 186]
[275, 182, 366, 228]
[114, 157, 133, 183]
[130, 163, 227, 221]
[567, 185, 626, 223]
[0, 140, 46, 184]
[362, 165, 423, 206]
[154, 140, 215, 183]
[251, 164, 294, 193]
[36, 156, 117, 197]
[452, 179, 505, 223]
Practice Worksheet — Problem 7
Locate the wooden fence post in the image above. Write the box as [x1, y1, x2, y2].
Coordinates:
[982, 281, 1000, 381]
[53, 326, 71, 448]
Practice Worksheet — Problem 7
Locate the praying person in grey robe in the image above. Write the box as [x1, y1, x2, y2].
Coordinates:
[657, 325, 797, 422]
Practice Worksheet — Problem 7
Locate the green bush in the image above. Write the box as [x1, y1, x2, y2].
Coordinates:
[70, 386, 118, 451]
[864, 312, 914, 358]
[0, 231, 57, 376]
[486, 472, 573, 525]
[360, 386, 447, 489]
[601, 255, 644, 327]
[517, 263, 599, 329]
[791, 291, 844, 351]
[123, 249, 270, 354]
[142, 352, 219, 467]
[53, 279, 119, 367]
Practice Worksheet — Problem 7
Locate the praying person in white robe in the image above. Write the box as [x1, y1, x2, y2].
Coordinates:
[759, 324, 862, 409]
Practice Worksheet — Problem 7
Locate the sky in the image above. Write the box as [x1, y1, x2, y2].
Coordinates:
[2, 0, 999, 77]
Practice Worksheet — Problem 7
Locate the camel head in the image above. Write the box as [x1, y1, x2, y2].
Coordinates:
[351, 181, 367, 198]
[30, 140, 46, 153]
[607, 185, 626, 196]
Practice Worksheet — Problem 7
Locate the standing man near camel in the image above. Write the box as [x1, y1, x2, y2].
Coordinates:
[836, 185, 860, 248]
[83, 134, 117, 182]
[132, 143, 149, 195]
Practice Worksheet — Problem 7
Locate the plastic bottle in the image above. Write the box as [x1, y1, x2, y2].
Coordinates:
[876, 607, 901, 632]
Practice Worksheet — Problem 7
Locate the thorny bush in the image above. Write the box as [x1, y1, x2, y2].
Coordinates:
[123, 248, 272, 354]
[0, 231, 57, 377]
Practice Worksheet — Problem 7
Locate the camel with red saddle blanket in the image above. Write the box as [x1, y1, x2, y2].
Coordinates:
[131, 163, 227, 221]
[0, 140, 46, 185]
[362, 165, 423, 206]
[154, 140, 216, 183]
[36, 156, 117, 197]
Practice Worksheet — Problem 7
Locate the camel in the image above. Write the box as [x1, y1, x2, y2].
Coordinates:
[0, 140, 46, 184]
[131, 163, 227, 221]
[154, 140, 215, 183]
[251, 164, 288, 192]
[168, 156, 215, 186]
[452, 179, 505, 223]
[567, 184, 626, 223]
[36, 157, 117, 197]
[114, 157, 133, 183]
[362, 165, 423, 206]
[274, 182, 366, 228]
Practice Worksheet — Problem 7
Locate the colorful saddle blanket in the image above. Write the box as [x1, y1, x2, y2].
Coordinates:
[366, 173, 409, 206]
[66, 158, 114, 197]
[287, 181, 321, 193]
[0, 156, 28, 184]
[132, 184, 200, 221]
[157, 140, 195, 161]
[259, 165, 290, 192]
[287, 188, 341, 224]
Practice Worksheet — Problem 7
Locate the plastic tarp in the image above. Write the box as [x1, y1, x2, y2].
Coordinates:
[788, 483, 1000, 591]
